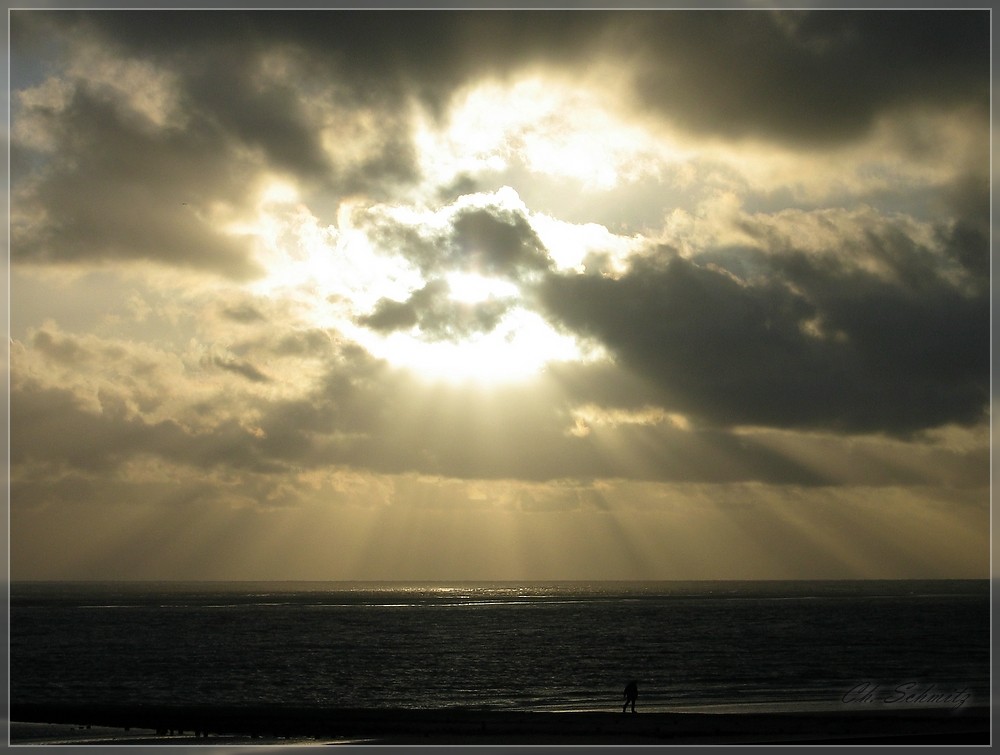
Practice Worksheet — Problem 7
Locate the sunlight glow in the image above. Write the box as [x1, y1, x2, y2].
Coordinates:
[570, 404, 692, 436]
[444, 271, 519, 304]
[245, 186, 425, 329]
[415, 76, 687, 190]
[243, 183, 601, 386]
[349, 307, 586, 385]
[530, 212, 643, 274]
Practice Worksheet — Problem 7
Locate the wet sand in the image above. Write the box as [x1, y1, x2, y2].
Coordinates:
[9, 702, 990, 746]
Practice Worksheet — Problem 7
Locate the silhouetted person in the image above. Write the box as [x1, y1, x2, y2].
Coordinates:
[623, 680, 638, 713]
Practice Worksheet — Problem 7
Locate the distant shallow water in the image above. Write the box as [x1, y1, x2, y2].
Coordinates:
[11, 580, 990, 714]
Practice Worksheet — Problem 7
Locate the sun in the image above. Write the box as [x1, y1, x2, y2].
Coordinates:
[443, 271, 519, 304]
[347, 290, 587, 386]
[355, 265, 595, 385]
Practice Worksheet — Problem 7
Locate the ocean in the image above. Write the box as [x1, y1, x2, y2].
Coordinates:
[9, 580, 990, 715]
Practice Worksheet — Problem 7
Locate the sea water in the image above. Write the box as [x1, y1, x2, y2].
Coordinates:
[9, 580, 990, 714]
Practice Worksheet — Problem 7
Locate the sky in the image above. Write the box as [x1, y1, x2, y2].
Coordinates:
[8, 8, 991, 581]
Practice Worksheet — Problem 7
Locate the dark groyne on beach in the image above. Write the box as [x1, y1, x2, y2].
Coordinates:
[9, 702, 990, 745]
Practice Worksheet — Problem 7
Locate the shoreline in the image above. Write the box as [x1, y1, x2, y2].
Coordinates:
[8, 702, 991, 745]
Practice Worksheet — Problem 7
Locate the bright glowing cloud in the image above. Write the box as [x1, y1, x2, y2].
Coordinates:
[416, 75, 690, 191]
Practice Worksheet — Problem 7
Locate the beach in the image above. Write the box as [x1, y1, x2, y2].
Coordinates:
[9, 702, 990, 746]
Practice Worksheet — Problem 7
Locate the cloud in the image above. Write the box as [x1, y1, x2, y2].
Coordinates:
[31, 328, 92, 365]
[14, 323, 985, 490]
[538, 225, 988, 434]
[622, 10, 988, 145]
[12, 379, 191, 474]
[450, 206, 550, 276]
[18, 11, 986, 175]
[10, 5, 988, 442]
[221, 302, 267, 323]
[362, 193, 550, 280]
[204, 354, 270, 383]
[9, 12, 420, 280]
[11, 80, 264, 278]
[7, 9, 990, 584]
[357, 278, 513, 341]
[11, 9, 988, 282]
[934, 174, 991, 286]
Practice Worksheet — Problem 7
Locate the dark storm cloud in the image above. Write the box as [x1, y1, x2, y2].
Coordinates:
[27, 9, 988, 147]
[451, 207, 550, 276]
[178, 52, 329, 183]
[358, 294, 420, 332]
[11, 9, 418, 172]
[45, 10, 600, 115]
[165, 39, 418, 193]
[358, 279, 512, 341]
[940, 218, 989, 286]
[626, 9, 989, 145]
[363, 201, 551, 285]
[934, 176, 991, 287]
[538, 237, 988, 435]
[9, 10, 418, 278]
[10, 9, 988, 276]
[11, 83, 263, 278]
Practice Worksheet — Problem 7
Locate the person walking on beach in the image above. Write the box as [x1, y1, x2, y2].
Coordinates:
[623, 680, 638, 713]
